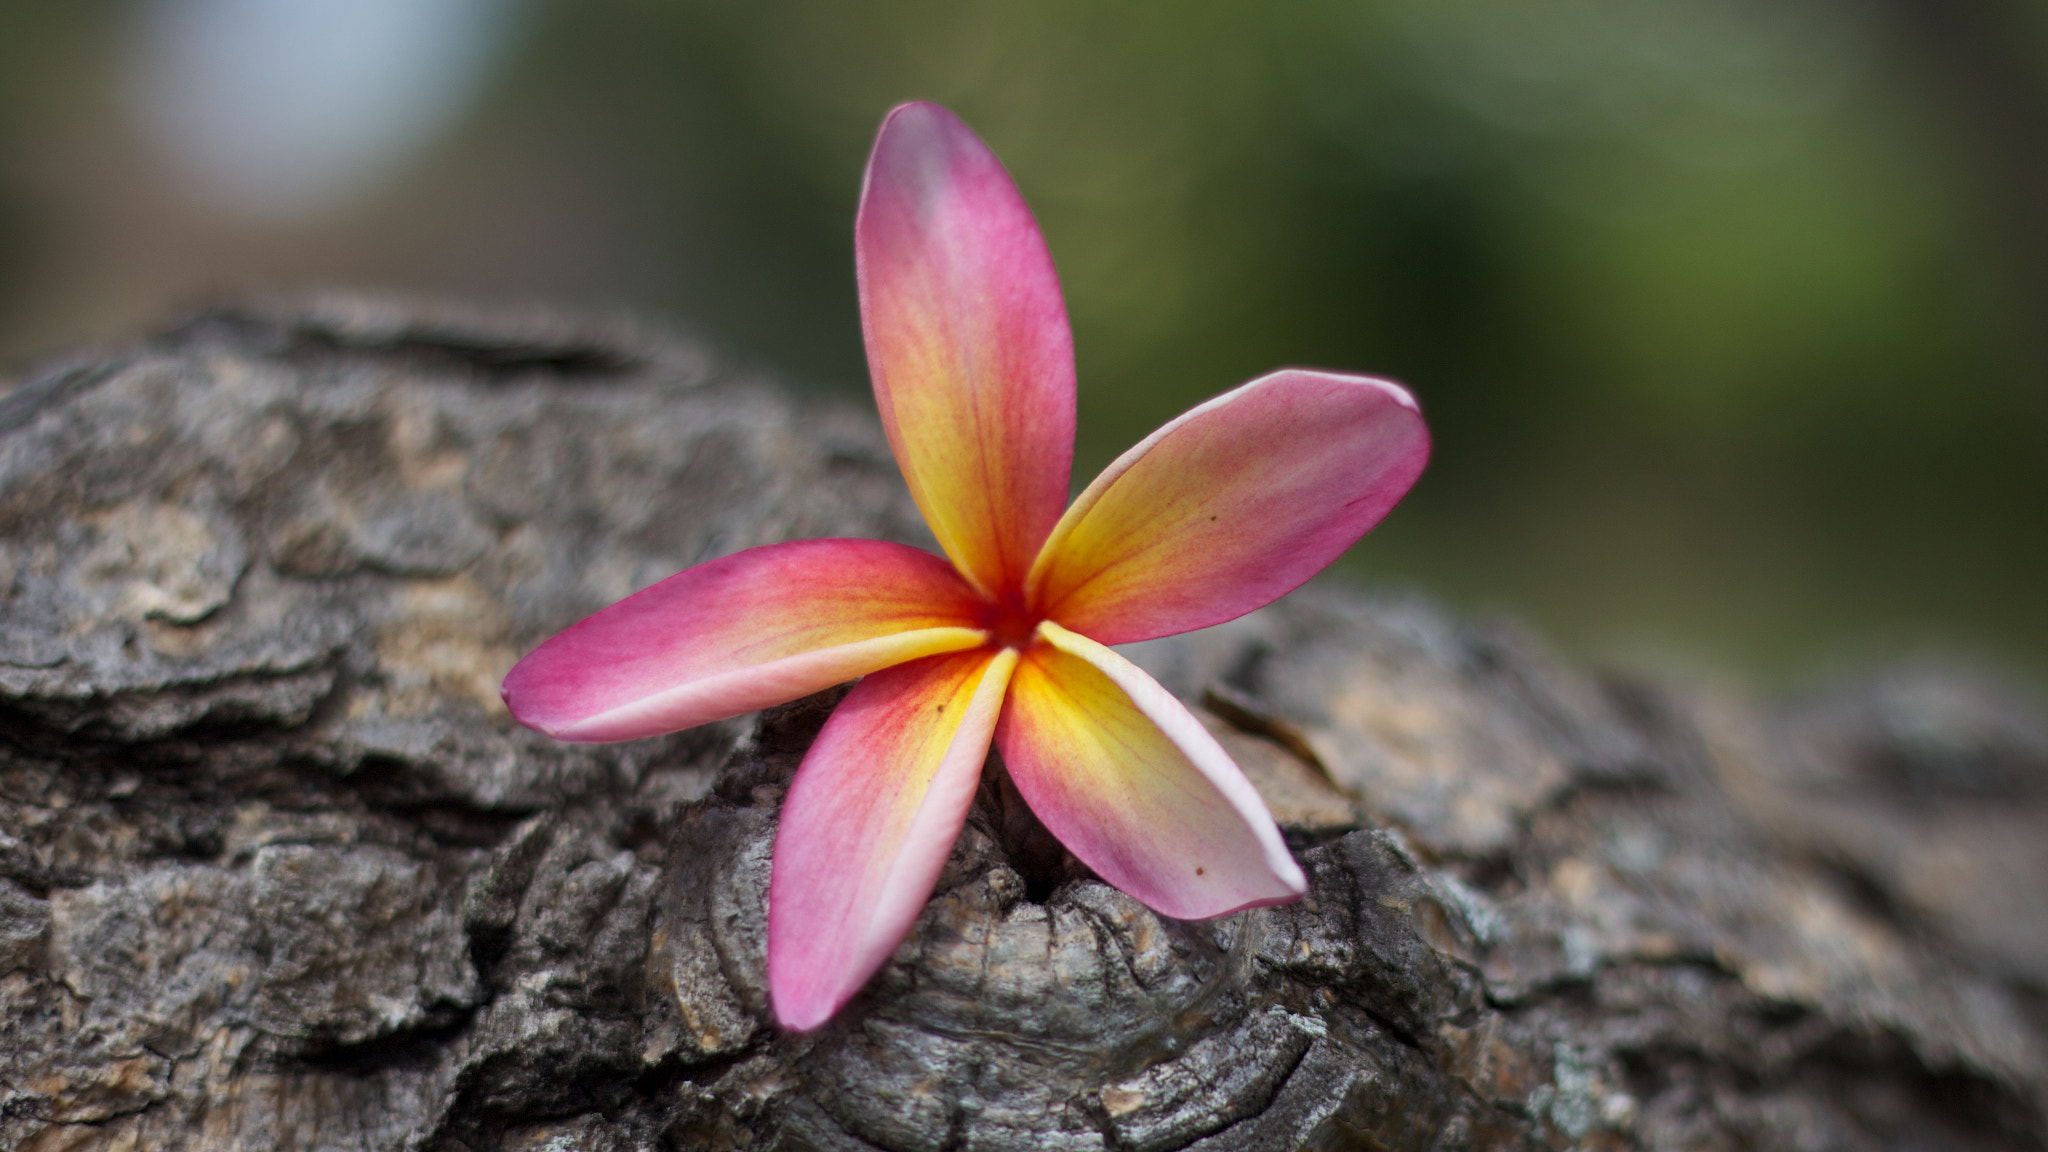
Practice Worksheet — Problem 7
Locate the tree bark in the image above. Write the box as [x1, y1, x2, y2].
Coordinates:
[1, 295, 2043, 1151]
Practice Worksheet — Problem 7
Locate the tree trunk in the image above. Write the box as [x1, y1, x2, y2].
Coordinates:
[1, 296, 2043, 1151]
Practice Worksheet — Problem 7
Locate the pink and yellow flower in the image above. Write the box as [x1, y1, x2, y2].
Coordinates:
[501, 103, 1430, 1030]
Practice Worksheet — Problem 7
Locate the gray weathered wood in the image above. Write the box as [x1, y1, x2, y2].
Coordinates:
[1, 296, 2043, 1150]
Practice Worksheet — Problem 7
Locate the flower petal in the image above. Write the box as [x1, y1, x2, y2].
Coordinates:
[994, 621, 1305, 919]
[502, 539, 989, 742]
[768, 646, 1018, 1030]
[1026, 369, 1429, 645]
[857, 101, 1075, 601]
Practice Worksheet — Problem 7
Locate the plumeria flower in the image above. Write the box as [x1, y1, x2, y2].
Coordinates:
[501, 102, 1430, 1030]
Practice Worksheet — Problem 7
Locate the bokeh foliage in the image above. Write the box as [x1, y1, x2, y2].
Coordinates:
[2, 0, 2044, 682]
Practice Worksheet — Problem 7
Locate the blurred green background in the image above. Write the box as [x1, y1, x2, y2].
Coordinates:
[1, 0, 2043, 685]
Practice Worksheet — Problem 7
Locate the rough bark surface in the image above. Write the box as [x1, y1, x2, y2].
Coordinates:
[1, 296, 2044, 1151]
